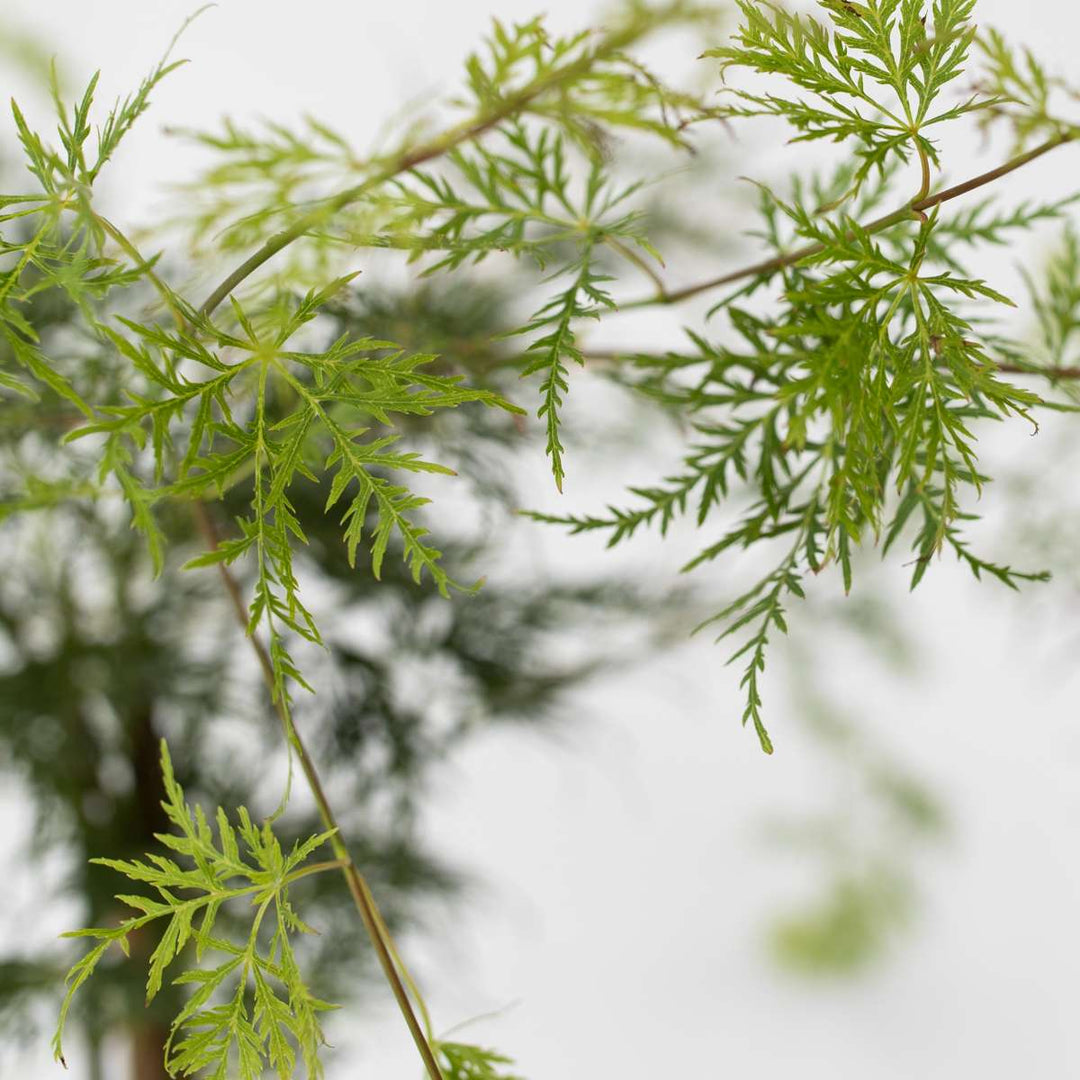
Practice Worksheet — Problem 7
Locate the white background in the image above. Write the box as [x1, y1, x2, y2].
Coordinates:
[1, 2, 1078, 1078]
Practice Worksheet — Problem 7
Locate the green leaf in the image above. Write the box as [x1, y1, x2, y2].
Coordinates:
[55, 740, 338, 1078]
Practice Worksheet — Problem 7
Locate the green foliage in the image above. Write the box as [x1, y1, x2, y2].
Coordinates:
[0, 27, 196, 505]
[0, 270, 677, 1068]
[173, 3, 715, 259]
[375, 120, 659, 487]
[436, 1041, 525, 1080]
[170, 6, 713, 491]
[54, 742, 339, 1078]
[534, 183, 1048, 747]
[0, 2, 713, 720]
[705, 0, 985, 205]
[771, 871, 913, 974]
[458, 6, 715, 147]
[7, 0, 1069, 756]
[534, 0, 1072, 750]
[1017, 223, 1080, 382]
[52, 270, 523, 712]
[0, 0, 1077, 1074]
[512, 238, 616, 491]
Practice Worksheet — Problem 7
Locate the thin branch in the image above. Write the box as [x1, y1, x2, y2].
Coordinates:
[95, 214, 187, 327]
[190, 501, 446, 1080]
[109, 206, 446, 1077]
[997, 363, 1080, 379]
[604, 235, 667, 294]
[198, 21, 653, 319]
[580, 349, 1080, 381]
[618, 131, 1077, 311]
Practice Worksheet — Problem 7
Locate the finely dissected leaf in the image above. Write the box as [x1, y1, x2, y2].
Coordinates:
[14, 0, 1062, 764]
[54, 741, 338, 1077]
[705, 0, 987, 206]
[171, 4, 716, 255]
[436, 1040, 527, 1080]
[66, 281, 522, 707]
[511, 241, 616, 491]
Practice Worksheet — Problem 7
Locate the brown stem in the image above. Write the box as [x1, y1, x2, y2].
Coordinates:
[128, 702, 172, 1080]
[103, 95, 451, 1076]
[197, 21, 651, 320]
[997, 364, 1080, 379]
[190, 502, 445, 1080]
[618, 131, 1076, 311]
[110, 53, 1074, 1080]
[580, 348, 1080, 381]
[914, 142, 932, 205]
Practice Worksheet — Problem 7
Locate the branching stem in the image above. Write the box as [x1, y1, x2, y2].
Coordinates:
[199, 126, 1075, 323]
[191, 502, 446, 1080]
[577, 350, 1080, 381]
[618, 131, 1077, 310]
[111, 197, 447, 1076]
[198, 20, 652, 319]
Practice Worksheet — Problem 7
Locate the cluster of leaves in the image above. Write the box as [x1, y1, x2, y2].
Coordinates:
[54, 741, 339, 1079]
[708, 0, 985, 206]
[169, 7, 720, 492]
[987, 230, 1080, 585]
[374, 8, 721, 490]
[0, 254, 684, 1071]
[435, 1041, 525, 1080]
[0, 15, 215, 519]
[184, 13, 687, 266]
[350, 120, 665, 487]
[974, 25, 1080, 149]
[1015, 224, 1080, 390]
[174, 2, 716, 252]
[78, 277, 520, 710]
[389, 129, 665, 489]
[534, 0, 1069, 751]
[457, 5, 719, 147]
[0, 69, 177, 417]
[0, 9, 722, 1076]
[0, 5, 712, 727]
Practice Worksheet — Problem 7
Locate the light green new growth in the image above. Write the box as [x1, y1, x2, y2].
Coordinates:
[436, 1042, 526, 1080]
[2, 0, 1078, 1076]
[53, 742, 341, 1078]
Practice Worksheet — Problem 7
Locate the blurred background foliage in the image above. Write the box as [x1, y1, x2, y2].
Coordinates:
[762, 595, 946, 977]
